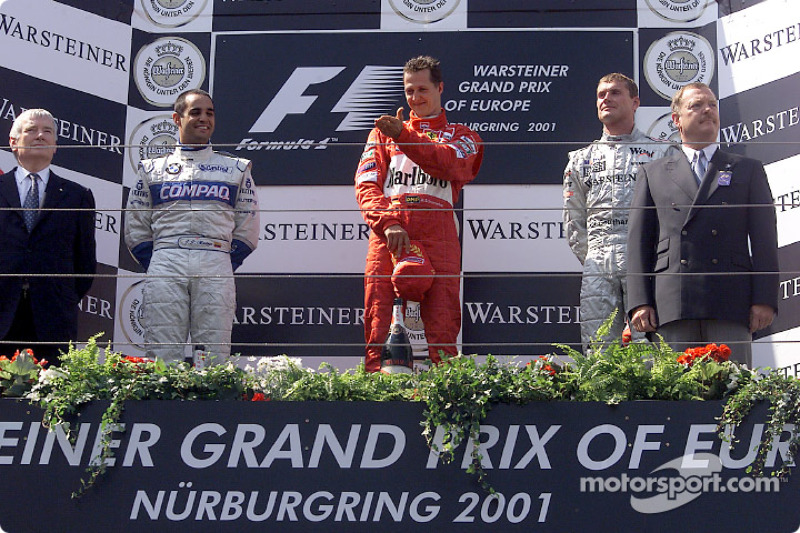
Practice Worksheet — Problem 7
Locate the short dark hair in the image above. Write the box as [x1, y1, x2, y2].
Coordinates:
[598, 73, 638, 98]
[174, 89, 213, 116]
[671, 82, 714, 115]
[404, 56, 442, 85]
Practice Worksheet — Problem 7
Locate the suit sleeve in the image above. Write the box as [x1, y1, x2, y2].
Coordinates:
[747, 161, 779, 311]
[355, 128, 401, 237]
[231, 162, 260, 271]
[394, 125, 483, 186]
[563, 150, 588, 264]
[626, 163, 659, 317]
[124, 163, 154, 270]
[74, 186, 97, 298]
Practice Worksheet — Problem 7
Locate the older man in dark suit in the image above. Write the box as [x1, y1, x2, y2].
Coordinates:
[0, 109, 96, 364]
[626, 83, 779, 366]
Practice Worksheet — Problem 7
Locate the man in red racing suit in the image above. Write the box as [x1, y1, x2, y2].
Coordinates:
[355, 55, 483, 372]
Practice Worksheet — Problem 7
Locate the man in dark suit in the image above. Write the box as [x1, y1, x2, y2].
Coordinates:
[0, 109, 96, 365]
[627, 83, 779, 366]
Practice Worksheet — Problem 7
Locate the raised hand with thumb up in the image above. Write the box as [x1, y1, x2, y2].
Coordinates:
[374, 107, 405, 139]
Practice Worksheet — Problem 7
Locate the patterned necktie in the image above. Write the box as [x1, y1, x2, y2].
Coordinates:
[23, 173, 40, 232]
[693, 150, 707, 184]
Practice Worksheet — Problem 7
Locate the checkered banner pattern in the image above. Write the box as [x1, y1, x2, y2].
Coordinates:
[1, 0, 798, 371]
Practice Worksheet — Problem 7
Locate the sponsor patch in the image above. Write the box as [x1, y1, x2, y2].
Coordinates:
[151, 181, 238, 206]
[358, 161, 377, 174]
[197, 164, 233, 173]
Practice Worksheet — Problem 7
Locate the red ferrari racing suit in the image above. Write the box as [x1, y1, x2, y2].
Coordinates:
[355, 110, 483, 372]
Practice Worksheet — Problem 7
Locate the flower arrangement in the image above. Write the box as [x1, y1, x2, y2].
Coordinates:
[0, 320, 798, 496]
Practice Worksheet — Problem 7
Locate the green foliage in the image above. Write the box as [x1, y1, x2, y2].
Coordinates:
[413, 354, 561, 489]
[718, 369, 800, 480]
[0, 350, 43, 397]
[2, 320, 798, 495]
[27, 336, 247, 497]
[279, 363, 415, 402]
[553, 316, 738, 403]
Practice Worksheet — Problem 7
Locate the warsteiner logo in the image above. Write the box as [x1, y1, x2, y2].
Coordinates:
[388, 0, 461, 24]
[644, 0, 709, 24]
[133, 37, 206, 107]
[128, 114, 178, 173]
[644, 32, 714, 101]
[139, 0, 208, 28]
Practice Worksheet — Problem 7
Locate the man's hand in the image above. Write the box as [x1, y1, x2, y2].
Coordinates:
[749, 304, 775, 333]
[631, 305, 658, 332]
[375, 108, 405, 139]
[384, 224, 410, 256]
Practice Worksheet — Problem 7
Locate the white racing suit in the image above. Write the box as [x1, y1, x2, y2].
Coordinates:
[563, 129, 673, 350]
[124, 145, 260, 362]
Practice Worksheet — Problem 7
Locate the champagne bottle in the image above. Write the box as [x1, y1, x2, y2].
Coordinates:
[380, 298, 414, 374]
[194, 345, 207, 369]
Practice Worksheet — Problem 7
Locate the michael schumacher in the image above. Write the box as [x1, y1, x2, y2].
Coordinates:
[125, 89, 260, 362]
[563, 73, 673, 351]
[355, 55, 483, 372]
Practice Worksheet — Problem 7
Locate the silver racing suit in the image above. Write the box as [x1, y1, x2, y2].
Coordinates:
[563, 128, 673, 349]
[124, 145, 260, 362]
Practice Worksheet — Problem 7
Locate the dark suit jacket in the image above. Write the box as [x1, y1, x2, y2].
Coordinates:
[0, 168, 96, 344]
[626, 149, 779, 328]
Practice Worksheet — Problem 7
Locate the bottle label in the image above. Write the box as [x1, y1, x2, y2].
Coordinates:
[194, 349, 207, 369]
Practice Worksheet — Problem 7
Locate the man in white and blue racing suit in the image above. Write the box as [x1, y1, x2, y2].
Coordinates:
[563, 74, 673, 350]
[124, 90, 259, 362]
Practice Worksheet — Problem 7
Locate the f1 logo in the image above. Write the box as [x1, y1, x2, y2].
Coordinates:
[250, 66, 405, 133]
[250, 67, 345, 133]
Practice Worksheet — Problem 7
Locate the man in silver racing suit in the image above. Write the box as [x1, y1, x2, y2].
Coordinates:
[125, 89, 260, 362]
[563, 73, 673, 351]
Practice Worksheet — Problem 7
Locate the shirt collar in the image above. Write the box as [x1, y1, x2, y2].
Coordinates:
[681, 143, 718, 163]
[15, 165, 51, 188]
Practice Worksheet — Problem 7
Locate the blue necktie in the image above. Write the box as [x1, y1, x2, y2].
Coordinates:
[23, 173, 40, 232]
[693, 151, 707, 184]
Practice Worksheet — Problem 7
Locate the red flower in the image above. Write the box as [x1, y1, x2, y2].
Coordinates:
[113, 355, 154, 373]
[678, 344, 731, 367]
[528, 356, 556, 376]
[123, 356, 153, 364]
[251, 392, 268, 402]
